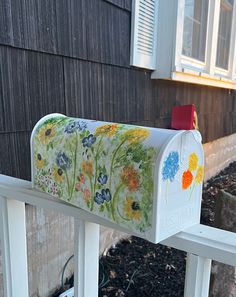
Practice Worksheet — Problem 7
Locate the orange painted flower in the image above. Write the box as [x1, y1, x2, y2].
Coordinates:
[123, 197, 141, 220]
[121, 166, 140, 191]
[182, 170, 193, 190]
[122, 128, 150, 144]
[188, 153, 198, 171]
[83, 188, 91, 202]
[82, 161, 93, 177]
[38, 123, 56, 145]
[95, 124, 118, 137]
[195, 165, 204, 184]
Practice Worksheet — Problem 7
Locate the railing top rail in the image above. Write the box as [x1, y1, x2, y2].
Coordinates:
[0, 174, 134, 236]
[162, 224, 236, 266]
[1, 174, 236, 267]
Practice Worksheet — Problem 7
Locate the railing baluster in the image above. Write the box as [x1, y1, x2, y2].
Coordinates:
[184, 253, 212, 297]
[0, 196, 29, 297]
[74, 219, 100, 297]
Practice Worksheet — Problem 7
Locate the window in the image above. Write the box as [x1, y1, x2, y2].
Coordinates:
[130, 0, 236, 89]
[182, 0, 209, 62]
[216, 0, 234, 69]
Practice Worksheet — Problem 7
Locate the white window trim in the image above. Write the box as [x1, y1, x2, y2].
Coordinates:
[175, 0, 208, 74]
[212, 0, 236, 79]
[172, 0, 236, 86]
[150, 0, 236, 89]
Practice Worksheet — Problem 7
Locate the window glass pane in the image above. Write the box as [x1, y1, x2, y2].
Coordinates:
[216, 0, 234, 69]
[182, 0, 209, 62]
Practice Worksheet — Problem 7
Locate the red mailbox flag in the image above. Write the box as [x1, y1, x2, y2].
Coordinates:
[171, 104, 195, 130]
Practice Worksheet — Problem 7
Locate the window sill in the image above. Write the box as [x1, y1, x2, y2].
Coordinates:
[151, 66, 236, 89]
[171, 71, 236, 89]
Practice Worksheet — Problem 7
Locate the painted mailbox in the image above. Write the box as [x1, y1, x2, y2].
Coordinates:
[31, 114, 204, 243]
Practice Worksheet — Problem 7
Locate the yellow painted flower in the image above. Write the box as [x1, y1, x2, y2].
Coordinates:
[195, 165, 204, 184]
[123, 197, 141, 220]
[53, 167, 64, 183]
[95, 124, 118, 137]
[35, 153, 45, 169]
[188, 153, 198, 171]
[38, 123, 56, 144]
[82, 161, 93, 177]
[123, 128, 150, 144]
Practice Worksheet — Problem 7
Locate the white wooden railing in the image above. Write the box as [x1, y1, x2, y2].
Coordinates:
[0, 174, 236, 297]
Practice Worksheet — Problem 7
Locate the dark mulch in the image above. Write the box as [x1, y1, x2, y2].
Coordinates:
[98, 161, 236, 297]
[52, 161, 236, 297]
[99, 239, 186, 297]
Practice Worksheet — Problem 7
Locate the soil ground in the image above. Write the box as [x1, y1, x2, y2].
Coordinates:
[98, 162, 236, 297]
[52, 161, 236, 297]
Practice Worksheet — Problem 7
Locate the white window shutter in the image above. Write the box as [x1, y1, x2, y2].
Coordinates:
[130, 0, 158, 70]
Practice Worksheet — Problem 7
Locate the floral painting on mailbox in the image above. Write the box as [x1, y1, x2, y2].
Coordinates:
[33, 116, 158, 233]
[182, 152, 204, 198]
[161, 150, 204, 201]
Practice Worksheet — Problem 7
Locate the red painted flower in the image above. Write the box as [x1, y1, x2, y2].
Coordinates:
[79, 173, 85, 184]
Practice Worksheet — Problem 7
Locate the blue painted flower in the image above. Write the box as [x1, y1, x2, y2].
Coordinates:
[94, 189, 112, 204]
[56, 152, 72, 170]
[101, 189, 112, 202]
[82, 134, 96, 147]
[162, 151, 179, 182]
[94, 192, 104, 205]
[64, 121, 78, 134]
[98, 173, 108, 185]
[77, 121, 87, 131]
[65, 120, 87, 134]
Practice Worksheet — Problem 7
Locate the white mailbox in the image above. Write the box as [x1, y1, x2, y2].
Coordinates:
[31, 114, 204, 243]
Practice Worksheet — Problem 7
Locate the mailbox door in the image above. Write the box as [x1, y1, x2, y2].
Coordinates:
[155, 131, 204, 242]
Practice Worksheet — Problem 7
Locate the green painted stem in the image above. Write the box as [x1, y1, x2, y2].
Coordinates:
[165, 181, 168, 204]
[111, 183, 124, 222]
[109, 139, 126, 190]
[69, 131, 78, 201]
[117, 204, 131, 221]
[65, 170, 71, 200]
[189, 183, 196, 200]
[93, 137, 103, 194]
[93, 155, 98, 194]
[89, 177, 94, 211]
[105, 202, 111, 217]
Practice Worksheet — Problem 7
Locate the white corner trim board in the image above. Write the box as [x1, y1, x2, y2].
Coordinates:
[203, 133, 236, 181]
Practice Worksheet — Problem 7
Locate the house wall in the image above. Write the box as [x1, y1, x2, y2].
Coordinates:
[0, 0, 236, 296]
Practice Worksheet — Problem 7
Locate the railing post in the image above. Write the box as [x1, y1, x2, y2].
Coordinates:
[74, 219, 100, 297]
[0, 196, 29, 297]
[184, 253, 212, 297]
